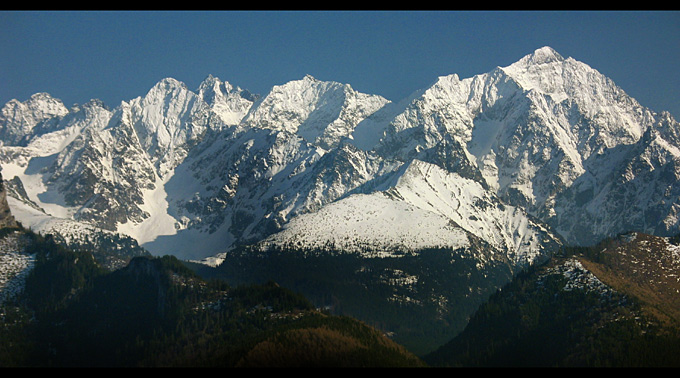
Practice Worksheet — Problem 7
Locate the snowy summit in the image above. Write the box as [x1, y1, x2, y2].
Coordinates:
[0, 46, 678, 268]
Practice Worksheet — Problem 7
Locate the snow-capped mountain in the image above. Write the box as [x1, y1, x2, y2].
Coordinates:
[240, 74, 390, 150]
[263, 158, 559, 268]
[196, 74, 259, 127]
[0, 92, 70, 146]
[353, 46, 677, 246]
[149, 77, 399, 260]
[1, 46, 678, 268]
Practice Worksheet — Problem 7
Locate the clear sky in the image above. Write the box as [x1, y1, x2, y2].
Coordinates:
[1, 10, 679, 119]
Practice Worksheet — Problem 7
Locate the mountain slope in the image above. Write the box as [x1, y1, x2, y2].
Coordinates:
[0, 229, 425, 367]
[424, 232, 680, 367]
[0, 46, 678, 262]
[263, 158, 560, 268]
[354, 46, 676, 246]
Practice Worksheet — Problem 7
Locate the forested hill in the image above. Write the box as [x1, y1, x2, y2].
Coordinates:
[424, 232, 680, 367]
[0, 226, 425, 367]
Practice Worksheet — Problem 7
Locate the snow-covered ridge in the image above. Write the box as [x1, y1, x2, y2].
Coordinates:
[0, 92, 70, 146]
[384, 159, 556, 266]
[241, 74, 390, 149]
[260, 191, 472, 257]
[261, 158, 560, 268]
[0, 46, 678, 262]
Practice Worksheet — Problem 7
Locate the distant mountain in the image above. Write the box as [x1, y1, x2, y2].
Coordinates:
[1, 46, 679, 355]
[2, 46, 676, 260]
[0, 92, 70, 146]
[363, 46, 676, 246]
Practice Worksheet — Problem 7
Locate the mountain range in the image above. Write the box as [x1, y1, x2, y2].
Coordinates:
[1, 46, 679, 357]
[5, 46, 677, 264]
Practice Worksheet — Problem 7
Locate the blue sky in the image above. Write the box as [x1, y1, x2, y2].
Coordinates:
[1, 11, 679, 118]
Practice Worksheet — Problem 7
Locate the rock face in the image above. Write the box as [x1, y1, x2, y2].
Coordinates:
[0, 172, 17, 228]
[0, 46, 679, 262]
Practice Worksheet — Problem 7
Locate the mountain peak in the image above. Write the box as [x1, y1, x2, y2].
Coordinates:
[149, 77, 189, 94]
[0, 91, 70, 145]
[28, 92, 61, 102]
[197, 75, 230, 97]
[197, 74, 235, 92]
[196, 74, 256, 126]
[514, 46, 565, 67]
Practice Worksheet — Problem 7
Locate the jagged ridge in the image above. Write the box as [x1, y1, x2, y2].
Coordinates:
[0, 46, 677, 264]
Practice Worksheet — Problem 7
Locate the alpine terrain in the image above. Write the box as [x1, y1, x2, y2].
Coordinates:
[1, 46, 679, 359]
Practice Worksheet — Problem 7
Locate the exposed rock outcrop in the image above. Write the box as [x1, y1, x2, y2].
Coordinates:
[0, 172, 17, 228]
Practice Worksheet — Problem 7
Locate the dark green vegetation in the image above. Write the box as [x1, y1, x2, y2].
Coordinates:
[0, 228, 425, 367]
[192, 242, 516, 356]
[3, 224, 680, 368]
[424, 233, 680, 367]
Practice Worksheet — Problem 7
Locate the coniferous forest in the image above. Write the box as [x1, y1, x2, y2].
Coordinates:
[2, 225, 680, 367]
[0, 227, 424, 367]
[424, 242, 680, 367]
